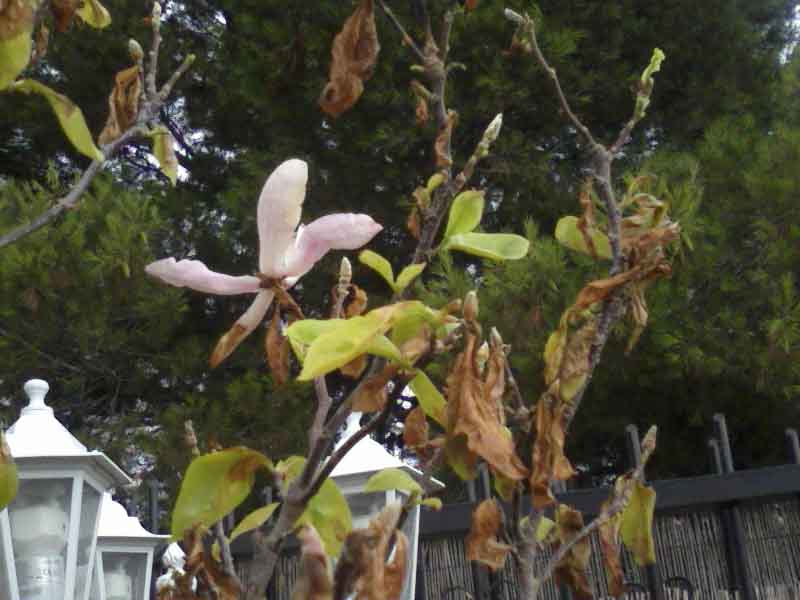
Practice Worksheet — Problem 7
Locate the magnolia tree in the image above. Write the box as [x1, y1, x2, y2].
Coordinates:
[0, 1, 679, 599]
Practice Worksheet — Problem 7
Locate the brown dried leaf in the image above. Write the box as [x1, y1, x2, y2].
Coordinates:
[31, 22, 49, 63]
[292, 526, 333, 600]
[337, 503, 407, 600]
[434, 110, 458, 169]
[98, 64, 141, 145]
[554, 504, 592, 599]
[345, 285, 368, 318]
[530, 396, 575, 509]
[352, 364, 399, 412]
[407, 207, 420, 239]
[403, 407, 429, 450]
[319, 0, 380, 117]
[50, 0, 78, 32]
[447, 330, 528, 482]
[415, 96, 429, 126]
[266, 308, 290, 385]
[0, 0, 32, 39]
[340, 354, 368, 379]
[466, 499, 511, 571]
[598, 505, 624, 597]
[209, 323, 247, 369]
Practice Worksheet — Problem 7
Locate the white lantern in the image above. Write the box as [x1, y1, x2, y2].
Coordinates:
[90, 494, 169, 600]
[0, 379, 132, 600]
[330, 413, 444, 600]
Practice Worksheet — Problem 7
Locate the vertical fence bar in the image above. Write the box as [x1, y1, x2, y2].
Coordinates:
[625, 425, 664, 600]
[786, 429, 800, 464]
[712, 414, 756, 600]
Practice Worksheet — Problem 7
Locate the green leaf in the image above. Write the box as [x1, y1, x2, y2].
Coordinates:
[409, 371, 447, 427]
[228, 503, 279, 546]
[151, 126, 178, 186]
[0, 29, 32, 91]
[76, 0, 111, 28]
[0, 437, 18, 510]
[421, 497, 443, 510]
[641, 48, 666, 85]
[278, 456, 352, 556]
[536, 516, 557, 542]
[367, 334, 405, 364]
[297, 315, 387, 381]
[286, 319, 341, 361]
[170, 447, 272, 539]
[12, 80, 104, 161]
[621, 481, 657, 566]
[426, 172, 445, 193]
[554, 216, 612, 259]
[444, 232, 530, 261]
[359, 249, 395, 291]
[395, 262, 426, 292]
[364, 468, 423, 495]
[444, 190, 485, 239]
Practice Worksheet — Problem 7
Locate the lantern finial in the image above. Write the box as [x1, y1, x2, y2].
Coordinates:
[22, 379, 52, 415]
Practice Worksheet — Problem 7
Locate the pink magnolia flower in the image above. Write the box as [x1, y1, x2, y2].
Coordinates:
[146, 158, 382, 367]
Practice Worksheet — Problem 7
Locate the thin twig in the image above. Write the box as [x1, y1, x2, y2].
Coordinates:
[158, 53, 196, 102]
[213, 520, 243, 590]
[376, 0, 426, 62]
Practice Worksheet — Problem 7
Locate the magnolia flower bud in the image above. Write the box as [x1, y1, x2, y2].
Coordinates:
[641, 425, 658, 458]
[484, 113, 503, 145]
[152, 1, 162, 20]
[490, 326, 504, 348]
[476, 341, 490, 372]
[463, 290, 479, 321]
[339, 257, 352, 287]
[128, 38, 144, 62]
[504, 8, 525, 24]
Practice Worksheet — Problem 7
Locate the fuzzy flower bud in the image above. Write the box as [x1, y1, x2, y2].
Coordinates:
[339, 257, 352, 287]
[463, 290, 479, 322]
[128, 38, 144, 62]
[151, 1, 161, 24]
[476, 341, 490, 372]
[504, 8, 525, 24]
[484, 113, 503, 145]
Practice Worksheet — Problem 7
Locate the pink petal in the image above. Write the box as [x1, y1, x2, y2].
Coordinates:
[210, 290, 275, 368]
[145, 258, 261, 295]
[282, 213, 383, 280]
[257, 159, 308, 276]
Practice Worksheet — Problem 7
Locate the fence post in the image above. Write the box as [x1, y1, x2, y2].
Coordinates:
[786, 428, 800, 464]
[712, 414, 756, 600]
[625, 425, 664, 600]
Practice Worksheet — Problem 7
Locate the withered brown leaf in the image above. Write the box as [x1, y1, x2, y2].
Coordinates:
[50, 0, 78, 32]
[403, 406, 429, 450]
[98, 64, 142, 145]
[530, 397, 574, 509]
[266, 308, 290, 385]
[554, 504, 592, 599]
[598, 504, 624, 597]
[0, 0, 33, 39]
[319, 0, 380, 118]
[466, 499, 512, 571]
[292, 526, 333, 600]
[352, 364, 399, 412]
[446, 328, 528, 482]
[434, 110, 458, 169]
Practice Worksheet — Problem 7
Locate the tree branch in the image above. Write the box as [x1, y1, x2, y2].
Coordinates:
[376, 0, 426, 62]
[146, 2, 162, 99]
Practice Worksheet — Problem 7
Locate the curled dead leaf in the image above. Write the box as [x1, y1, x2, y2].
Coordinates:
[340, 354, 368, 379]
[292, 525, 333, 600]
[98, 64, 142, 145]
[352, 364, 399, 412]
[0, 0, 32, 39]
[466, 499, 511, 571]
[434, 110, 458, 169]
[446, 328, 528, 482]
[50, 0, 78, 32]
[554, 504, 592, 599]
[415, 96, 429, 126]
[31, 22, 48, 63]
[407, 207, 420, 239]
[598, 504, 624, 597]
[403, 407, 429, 450]
[345, 285, 368, 318]
[266, 309, 290, 385]
[530, 395, 574, 509]
[319, 0, 380, 118]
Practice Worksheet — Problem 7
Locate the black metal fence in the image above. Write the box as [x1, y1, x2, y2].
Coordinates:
[145, 416, 800, 599]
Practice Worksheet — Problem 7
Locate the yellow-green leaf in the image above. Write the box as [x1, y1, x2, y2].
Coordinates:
[76, 0, 111, 28]
[367, 334, 405, 364]
[12, 79, 104, 161]
[554, 216, 612, 260]
[444, 190, 484, 239]
[426, 172, 444, 193]
[409, 370, 447, 428]
[170, 447, 272, 540]
[365, 468, 423, 496]
[228, 503, 279, 546]
[279, 456, 351, 556]
[286, 319, 341, 361]
[151, 126, 178, 186]
[359, 249, 395, 291]
[0, 434, 18, 510]
[620, 481, 657, 566]
[444, 232, 530, 261]
[421, 497, 443, 510]
[395, 262, 426, 293]
[0, 29, 32, 91]
[536, 516, 556, 543]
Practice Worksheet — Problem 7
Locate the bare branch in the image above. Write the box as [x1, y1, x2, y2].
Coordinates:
[213, 520, 243, 590]
[158, 53, 196, 102]
[146, 2, 162, 99]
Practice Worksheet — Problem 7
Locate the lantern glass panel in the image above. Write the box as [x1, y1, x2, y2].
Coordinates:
[347, 491, 386, 529]
[8, 478, 72, 600]
[75, 482, 102, 600]
[102, 552, 147, 600]
[89, 554, 104, 600]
